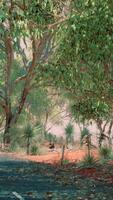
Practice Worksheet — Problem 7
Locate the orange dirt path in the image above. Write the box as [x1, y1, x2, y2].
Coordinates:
[0, 149, 99, 164]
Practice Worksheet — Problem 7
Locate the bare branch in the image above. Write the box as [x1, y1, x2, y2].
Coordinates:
[102, 120, 109, 133]
[14, 75, 27, 84]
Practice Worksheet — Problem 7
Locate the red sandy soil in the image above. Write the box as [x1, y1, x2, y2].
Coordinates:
[75, 167, 113, 184]
[0, 149, 99, 164]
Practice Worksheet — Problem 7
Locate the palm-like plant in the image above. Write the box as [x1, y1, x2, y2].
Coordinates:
[65, 122, 74, 148]
[24, 124, 34, 155]
[81, 127, 92, 157]
[60, 123, 74, 166]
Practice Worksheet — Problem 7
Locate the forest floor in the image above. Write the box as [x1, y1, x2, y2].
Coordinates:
[0, 150, 113, 199]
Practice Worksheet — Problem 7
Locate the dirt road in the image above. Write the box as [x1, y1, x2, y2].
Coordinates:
[0, 154, 76, 199]
[0, 154, 113, 199]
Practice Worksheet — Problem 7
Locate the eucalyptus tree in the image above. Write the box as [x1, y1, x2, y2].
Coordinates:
[54, 0, 113, 102]
[70, 98, 112, 148]
[39, 0, 113, 146]
[0, 0, 70, 144]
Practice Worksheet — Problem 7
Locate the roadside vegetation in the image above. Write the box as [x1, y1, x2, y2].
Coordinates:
[0, 0, 113, 198]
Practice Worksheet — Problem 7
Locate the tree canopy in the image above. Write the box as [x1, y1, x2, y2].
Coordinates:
[38, 0, 113, 123]
[0, 0, 70, 144]
[1, 0, 113, 146]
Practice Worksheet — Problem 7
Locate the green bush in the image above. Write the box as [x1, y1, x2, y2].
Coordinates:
[62, 159, 69, 165]
[24, 124, 34, 155]
[99, 146, 111, 159]
[79, 154, 98, 167]
[30, 145, 38, 155]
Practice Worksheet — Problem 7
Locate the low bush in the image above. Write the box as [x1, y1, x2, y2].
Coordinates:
[99, 146, 111, 159]
[30, 145, 38, 155]
[79, 154, 98, 167]
[62, 159, 69, 165]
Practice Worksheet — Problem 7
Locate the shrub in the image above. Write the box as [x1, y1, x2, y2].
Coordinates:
[62, 159, 69, 165]
[99, 146, 111, 159]
[24, 124, 34, 155]
[79, 154, 98, 167]
[30, 145, 38, 155]
[65, 123, 74, 147]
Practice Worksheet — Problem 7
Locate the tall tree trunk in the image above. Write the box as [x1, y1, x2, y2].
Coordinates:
[4, 34, 13, 145]
[4, 124, 11, 145]
[3, 4, 14, 145]
[3, 104, 12, 145]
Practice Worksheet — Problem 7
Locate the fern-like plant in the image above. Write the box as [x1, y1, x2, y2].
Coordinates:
[24, 124, 34, 155]
[80, 154, 98, 167]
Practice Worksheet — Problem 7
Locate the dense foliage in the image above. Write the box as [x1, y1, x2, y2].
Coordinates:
[39, 0, 113, 123]
[0, 0, 69, 144]
[0, 0, 113, 150]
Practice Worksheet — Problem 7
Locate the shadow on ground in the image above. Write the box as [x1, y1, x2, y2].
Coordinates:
[0, 155, 113, 199]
